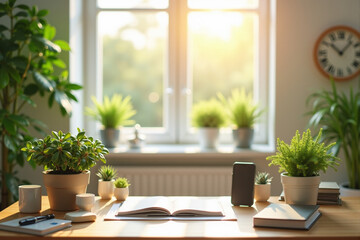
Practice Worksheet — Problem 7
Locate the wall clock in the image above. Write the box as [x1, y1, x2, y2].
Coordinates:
[314, 25, 360, 81]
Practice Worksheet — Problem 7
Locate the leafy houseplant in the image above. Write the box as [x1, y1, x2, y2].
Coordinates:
[0, 0, 81, 209]
[307, 78, 360, 191]
[191, 99, 226, 149]
[218, 88, 263, 148]
[85, 94, 136, 148]
[22, 129, 109, 210]
[114, 177, 130, 201]
[254, 172, 272, 202]
[266, 128, 340, 205]
[97, 165, 117, 200]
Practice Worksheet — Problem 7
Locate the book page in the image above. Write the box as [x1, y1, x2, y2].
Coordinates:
[171, 197, 224, 216]
[117, 196, 172, 216]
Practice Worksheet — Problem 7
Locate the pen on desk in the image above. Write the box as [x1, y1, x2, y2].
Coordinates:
[19, 214, 55, 226]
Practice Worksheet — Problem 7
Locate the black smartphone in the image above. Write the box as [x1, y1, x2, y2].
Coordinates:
[231, 162, 256, 206]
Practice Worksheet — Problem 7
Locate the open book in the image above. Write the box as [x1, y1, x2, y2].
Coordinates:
[117, 196, 225, 217]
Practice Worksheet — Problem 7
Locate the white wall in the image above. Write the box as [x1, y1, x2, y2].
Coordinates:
[16, 0, 360, 196]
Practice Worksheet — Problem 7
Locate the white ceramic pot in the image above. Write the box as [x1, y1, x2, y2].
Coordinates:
[254, 183, 271, 202]
[340, 183, 360, 197]
[281, 172, 320, 205]
[232, 128, 254, 148]
[98, 179, 115, 199]
[114, 187, 129, 201]
[198, 128, 219, 149]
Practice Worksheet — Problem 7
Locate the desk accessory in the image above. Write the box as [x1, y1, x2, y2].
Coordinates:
[253, 203, 321, 230]
[18, 185, 42, 213]
[76, 193, 95, 211]
[19, 214, 54, 226]
[231, 162, 255, 206]
[64, 211, 97, 222]
[0, 216, 71, 236]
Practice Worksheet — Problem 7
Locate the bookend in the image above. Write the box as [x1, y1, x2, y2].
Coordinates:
[231, 162, 256, 206]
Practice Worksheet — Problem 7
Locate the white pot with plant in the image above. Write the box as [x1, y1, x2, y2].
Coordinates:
[97, 165, 117, 200]
[191, 99, 226, 149]
[266, 129, 340, 205]
[307, 78, 360, 196]
[114, 177, 130, 201]
[22, 130, 109, 211]
[254, 172, 272, 202]
[85, 94, 136, 148]
[218, 88, 263, 148]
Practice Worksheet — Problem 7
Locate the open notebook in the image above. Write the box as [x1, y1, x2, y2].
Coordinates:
[105, 196, 236, 221]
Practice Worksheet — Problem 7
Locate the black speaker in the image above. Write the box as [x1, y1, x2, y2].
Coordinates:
[231, 162, 256, 206]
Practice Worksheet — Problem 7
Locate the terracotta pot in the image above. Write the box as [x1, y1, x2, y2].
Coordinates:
[114, 187, 129, 201]
[98, 179, 115, 199]
[281, 172, 320, 205]
[232, 128, 254, 148]
[254, 183, 271, 202]
[43, 170, 90, 211]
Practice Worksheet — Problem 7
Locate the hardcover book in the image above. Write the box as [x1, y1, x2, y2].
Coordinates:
[253, 203, 321, 230]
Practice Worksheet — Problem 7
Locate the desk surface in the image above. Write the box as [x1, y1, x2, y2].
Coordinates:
[0, 196, 359, 240]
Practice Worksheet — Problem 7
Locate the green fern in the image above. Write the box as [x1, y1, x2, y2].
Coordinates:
[267, 128, 340, 177]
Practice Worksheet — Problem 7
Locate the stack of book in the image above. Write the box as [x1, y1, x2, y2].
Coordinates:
[279, 181, 341, 205]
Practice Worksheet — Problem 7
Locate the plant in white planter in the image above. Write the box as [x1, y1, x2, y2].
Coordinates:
[191, 99, 226, 149]
[266, 128, 340, 205]
[218, 88, 263, 148]
[114, 177, 130, 201]
[85, 94, 136, 148]
[22, 129, 109, 211]
[96, 165, 117, 200]
[254, 172, 272, 202]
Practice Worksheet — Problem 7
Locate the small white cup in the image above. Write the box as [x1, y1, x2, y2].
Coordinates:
[19, 185, 42, 213]
[76, 193, 95, 211]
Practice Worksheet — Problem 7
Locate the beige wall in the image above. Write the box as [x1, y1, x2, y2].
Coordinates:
[16, 0, 360, 195]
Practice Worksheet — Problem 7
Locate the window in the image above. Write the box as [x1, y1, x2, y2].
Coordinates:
[77, 0, 270, 145]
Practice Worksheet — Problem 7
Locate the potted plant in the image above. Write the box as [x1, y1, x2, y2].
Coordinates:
[97, 165, 117, 200]
[266, 128, 340, 205]
[21, 129, 109, 211]
[307, 78, 360, 196]
[0, 0, 81, 209]
[254, 172, 272, 202]
[85, 94, 136, 148]
[114, 177, 130, 201]
[191, 99, 226, 149]
[218, 88, 263, 148]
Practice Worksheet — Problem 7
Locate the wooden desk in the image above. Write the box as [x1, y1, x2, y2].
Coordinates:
[0, 196, 359, 240]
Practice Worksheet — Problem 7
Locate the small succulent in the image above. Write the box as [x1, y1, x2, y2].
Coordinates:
[96, 165, 117, 181]
[255, 172, 272, 184]
[114, 177, 130, 188]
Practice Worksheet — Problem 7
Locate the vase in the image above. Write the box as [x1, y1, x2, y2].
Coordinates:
[98, 179, 115, 199]
[43, 170, 90, 211]
[114, 187, 129, 201]
[281, 172, 320, 205]
[198, 128, 219, 149]
[232, 128, 254, 148]
[100, 128, 120, 148]
[254, 183, 271, 202]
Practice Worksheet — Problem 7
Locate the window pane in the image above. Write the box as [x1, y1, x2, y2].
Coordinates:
[99, 12, 168, 127]
[189, 12, 256, 104]
[188, 0, 258, 9]
[98, 0, 168, 9]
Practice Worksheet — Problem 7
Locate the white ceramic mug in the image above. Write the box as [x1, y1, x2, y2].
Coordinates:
[76, 193, 95, 211]
[19, 185, 42, 213]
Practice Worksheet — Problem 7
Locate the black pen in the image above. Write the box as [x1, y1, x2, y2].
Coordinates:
[19, 214, 55, 226]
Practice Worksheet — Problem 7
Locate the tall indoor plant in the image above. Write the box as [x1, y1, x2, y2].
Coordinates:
[267, 128, 339, 205]
[22, 129, 109, 211]
[218, 88, 263, 148]
[85, 94, 136, 148]
[307, 78, 360, 192]
[0, 0, 81, 209]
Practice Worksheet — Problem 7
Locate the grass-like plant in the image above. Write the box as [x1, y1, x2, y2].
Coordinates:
[218, 88, 262, 128]
[191, 99, 227, 128]
[96, 165, 116, 181]
[306, 78, 360, 189]
[114, 177, 130, 188]
[255, 172, 273, 184]
[85, 94, 136, 128]
[266, 128, 340, 177]
[21, 129, 109, 174]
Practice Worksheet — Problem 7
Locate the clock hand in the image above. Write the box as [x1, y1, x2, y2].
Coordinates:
[330, 43, 342, 55]
[340, 41, 352, 55]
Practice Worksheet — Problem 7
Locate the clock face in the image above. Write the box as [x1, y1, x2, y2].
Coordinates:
[314, 26, 360, 81]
